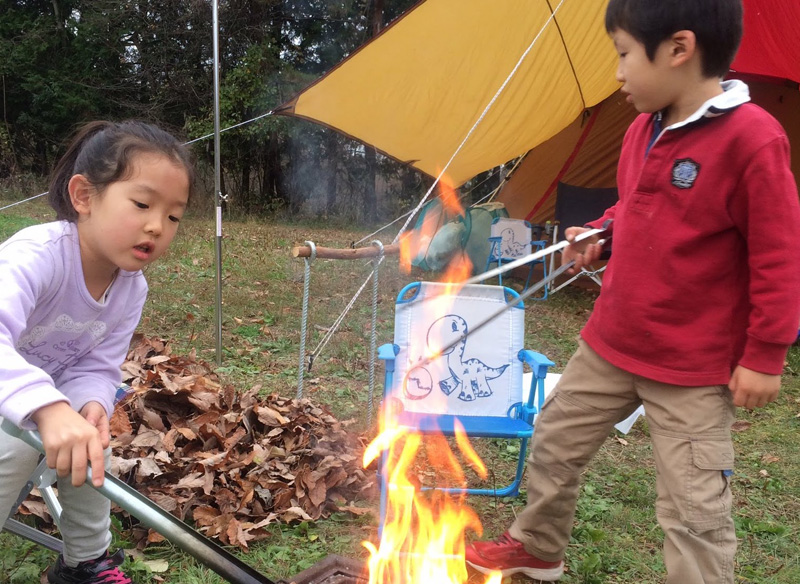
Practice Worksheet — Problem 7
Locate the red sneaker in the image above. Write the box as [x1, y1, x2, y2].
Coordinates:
[465, 531, 564, 581]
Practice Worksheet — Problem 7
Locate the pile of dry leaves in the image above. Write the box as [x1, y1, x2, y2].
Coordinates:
[23, 336, 376, 550]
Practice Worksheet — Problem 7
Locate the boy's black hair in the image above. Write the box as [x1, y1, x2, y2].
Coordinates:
[605, 0, 743, 78]
[48, 120, 195, 222]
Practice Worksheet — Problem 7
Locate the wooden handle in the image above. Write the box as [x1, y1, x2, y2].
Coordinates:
[291, 243, 400, 259]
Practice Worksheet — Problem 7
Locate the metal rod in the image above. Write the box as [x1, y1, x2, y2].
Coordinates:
[212, 0, 224, 366]
[2, 518, 64, 553]
[463, 227, 604, 286]
[1, 420, 275, 584]
[408, 240, 604, 372]
[424, 260, 577, 363]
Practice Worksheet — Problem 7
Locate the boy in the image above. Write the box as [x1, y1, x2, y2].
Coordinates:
[465, 1, 800, 583]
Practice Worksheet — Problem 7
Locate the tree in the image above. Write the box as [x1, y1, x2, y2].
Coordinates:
[1, 0, 426, 222]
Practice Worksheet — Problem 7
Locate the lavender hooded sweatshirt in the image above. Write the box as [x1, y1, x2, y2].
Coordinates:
[0, 221, 146, 429]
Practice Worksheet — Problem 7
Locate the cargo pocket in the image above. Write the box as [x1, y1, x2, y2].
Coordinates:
[686, 439, 734, 531]
[692, 438, 734, 471]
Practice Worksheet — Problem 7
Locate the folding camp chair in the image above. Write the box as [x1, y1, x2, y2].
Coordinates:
[377, 282, 553, 522]
[548, 182, 618, 294]
[484, 217, 548, 298]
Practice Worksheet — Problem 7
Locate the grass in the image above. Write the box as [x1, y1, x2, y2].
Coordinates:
[1, 197, 799, 583]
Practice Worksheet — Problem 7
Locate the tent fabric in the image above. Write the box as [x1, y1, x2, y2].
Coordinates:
[554, 183, 618, 243]
[275, 0, 620, 187]
[498, 76, 800, 224]
[732, 0, 800, 84]
[276, 0, 799, 191]
[498, 89, 637, 224]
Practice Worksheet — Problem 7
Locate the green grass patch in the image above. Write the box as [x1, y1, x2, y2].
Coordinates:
[2, 199, 799, 583]
[0, 214, 39, 240]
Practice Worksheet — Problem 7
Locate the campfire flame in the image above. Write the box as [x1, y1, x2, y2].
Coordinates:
[365, 212, 501, 583]
[363, 415, 501, 584]
[399, 171, 466, 275]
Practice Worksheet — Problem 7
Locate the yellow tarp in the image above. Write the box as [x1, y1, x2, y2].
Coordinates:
[276, 0, 620, 187]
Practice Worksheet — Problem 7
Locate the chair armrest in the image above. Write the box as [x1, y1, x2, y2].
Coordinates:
[378, 343, 399, 371]
[518, 349, 555, 379]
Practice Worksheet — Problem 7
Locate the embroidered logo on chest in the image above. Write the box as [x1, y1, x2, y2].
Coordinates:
[671, 158, 701, 189]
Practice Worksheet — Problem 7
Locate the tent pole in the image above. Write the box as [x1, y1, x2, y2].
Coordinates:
[212, 0, 223, 365]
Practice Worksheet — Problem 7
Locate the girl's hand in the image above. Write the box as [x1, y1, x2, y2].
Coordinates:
[562, 226, 604, 274]
[80, 401, 111, 449]
[30, 402, 106, 487]
[728, 365, 781, 409]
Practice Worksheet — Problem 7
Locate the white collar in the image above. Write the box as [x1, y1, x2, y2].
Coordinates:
[659, 79, 750, 130]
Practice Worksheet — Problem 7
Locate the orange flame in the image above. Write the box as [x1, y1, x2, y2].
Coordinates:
[398, 170, 469, 278]
[437, 171, 462, 217]
[363, 230, 496, 583]
[363, 413, 501, 584]
[366, 183, 493, 582]
[438, 252, 472, 291]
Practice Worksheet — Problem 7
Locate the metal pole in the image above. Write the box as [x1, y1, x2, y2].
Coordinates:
[212, 0, 223, 365]
[1, 420, 275, 584]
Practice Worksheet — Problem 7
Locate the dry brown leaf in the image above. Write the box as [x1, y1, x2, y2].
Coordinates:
[256, 405, 290, 427]
[176, 473, 206, 489]
[282, 506, 313, 522]
[110, 408, 133, 436]
[62, 336, 378, 550]
[20, 499, 52, 521]
[176, 427, 197, 440]
[130, 429, 163, 449]
[136, 457, 164, 478]
[340, 505, 374, 517]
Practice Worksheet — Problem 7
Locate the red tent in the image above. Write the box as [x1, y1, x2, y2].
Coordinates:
[733, 0, 800, 83]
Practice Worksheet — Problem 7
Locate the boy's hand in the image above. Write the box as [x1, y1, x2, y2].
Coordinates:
[30, 402, 106, 488]
[728, 365, 780, 409]
[562, 226, 604, 274]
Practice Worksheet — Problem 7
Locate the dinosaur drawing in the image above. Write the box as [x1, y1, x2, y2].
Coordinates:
[500, 227, 527, 257]
[428, 314, 508, 402]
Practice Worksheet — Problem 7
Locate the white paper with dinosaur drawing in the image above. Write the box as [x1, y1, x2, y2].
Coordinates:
[391, 282, 524, 419]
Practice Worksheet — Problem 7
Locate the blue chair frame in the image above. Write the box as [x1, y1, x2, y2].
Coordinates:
[376, 282, 554, 526]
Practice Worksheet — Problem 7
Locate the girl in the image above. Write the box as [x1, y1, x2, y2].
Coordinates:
[0, 121, 194, 584]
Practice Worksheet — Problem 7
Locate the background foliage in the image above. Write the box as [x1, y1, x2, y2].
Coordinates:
[0, 0, 505, 221]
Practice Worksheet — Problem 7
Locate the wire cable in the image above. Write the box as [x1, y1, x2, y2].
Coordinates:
[0, 192, 47, 213]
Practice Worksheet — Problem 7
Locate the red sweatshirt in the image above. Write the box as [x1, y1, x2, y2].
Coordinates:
[583, 86, 800, 386]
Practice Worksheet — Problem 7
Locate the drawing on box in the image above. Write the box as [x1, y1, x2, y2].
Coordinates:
[403, 314, 509, 403]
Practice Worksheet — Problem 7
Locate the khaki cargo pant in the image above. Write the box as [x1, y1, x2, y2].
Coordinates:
[509, 340, 737, 584]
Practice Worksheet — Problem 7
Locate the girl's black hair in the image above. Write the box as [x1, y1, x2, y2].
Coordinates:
[605, 0, 743, 78]
[48, 120, 195, 221]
